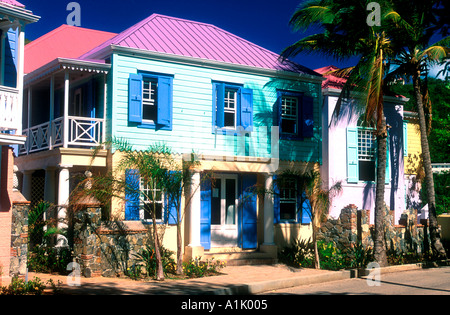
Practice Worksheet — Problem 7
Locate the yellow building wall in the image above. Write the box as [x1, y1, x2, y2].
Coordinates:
[405, 121, 422, 175]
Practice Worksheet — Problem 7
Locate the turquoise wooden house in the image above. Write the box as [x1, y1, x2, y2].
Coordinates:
[21, 14, 324, 262]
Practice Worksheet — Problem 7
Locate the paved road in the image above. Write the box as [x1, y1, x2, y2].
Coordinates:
[263, 266, 450, 295]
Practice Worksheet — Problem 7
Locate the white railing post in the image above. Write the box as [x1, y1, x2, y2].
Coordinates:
[63, 70, 69, 148]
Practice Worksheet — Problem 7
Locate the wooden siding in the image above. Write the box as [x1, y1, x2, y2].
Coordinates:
[109, 53, 321, 162]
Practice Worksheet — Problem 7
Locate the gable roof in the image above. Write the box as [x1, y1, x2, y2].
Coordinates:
[25, 24, 117, 74]
[81, 14, 320, 77]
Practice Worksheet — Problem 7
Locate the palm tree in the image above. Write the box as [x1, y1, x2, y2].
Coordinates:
[384, 0, 449, 259]
[281, 0, 394, 266]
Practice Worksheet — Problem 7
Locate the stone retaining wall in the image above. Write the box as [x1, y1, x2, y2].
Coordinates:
[317, 204, 430, 255]
[73, 206, 151, 278]
[9, 202, 29, 277]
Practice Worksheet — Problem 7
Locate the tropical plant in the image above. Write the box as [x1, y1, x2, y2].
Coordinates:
[383, 0, 449, 259]
[72, 139, 205, 280]
[281, 0, 395, 266]
[275, 170, 342, 269]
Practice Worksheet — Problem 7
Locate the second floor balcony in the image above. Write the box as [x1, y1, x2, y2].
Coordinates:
[19, 115, 104, 154]
[19, 57, 110, 156]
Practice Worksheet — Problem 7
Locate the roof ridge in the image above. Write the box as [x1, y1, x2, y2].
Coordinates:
[26, 24, 117, 49]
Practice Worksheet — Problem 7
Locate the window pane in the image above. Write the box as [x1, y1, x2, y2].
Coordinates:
[224, 112, 235, 127]
[211, 180, 221, 225]
[142, 78, 158, 121]
[359, 160, 376, 181]
[281, 119, 296, 134]
[225, 179, 236, 225]
[280, 202, 296, 221]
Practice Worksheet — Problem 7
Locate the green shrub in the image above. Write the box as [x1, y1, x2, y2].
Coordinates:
[133, 245, 176, 279]
[0, 276, 46, 295]
[182, 257, 226, 278]
[279, 238, 314, 268]
[27, 245, 73, 274]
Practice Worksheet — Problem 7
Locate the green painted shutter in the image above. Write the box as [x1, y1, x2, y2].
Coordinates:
[346, 127, 359, 183]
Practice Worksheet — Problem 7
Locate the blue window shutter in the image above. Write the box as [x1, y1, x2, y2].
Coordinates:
[302, 95, 314, 138]
[157, 75, 173, 128]
[403, 121, 408, 156]
[241, 174, 257, 249]
[273, 175, 280, 224]
[240, 88, 254, 132]
[214, 83, 225, 129]
[346, 127, 359, 183]
[125, 169, 140, 221]
[200, 176, 211, 250]
[300, 192, 312, 224]
[4, 27, 18, 88]
[128, 73, 143, 123]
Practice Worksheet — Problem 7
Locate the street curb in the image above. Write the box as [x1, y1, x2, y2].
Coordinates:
[208, 260, 450, 295]
[208, 270, 352, 295]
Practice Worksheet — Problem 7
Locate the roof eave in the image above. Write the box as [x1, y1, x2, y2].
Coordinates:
[87, 44, 325, 83]
[24, 57, 111, 86]
[0, 3, 40, 25]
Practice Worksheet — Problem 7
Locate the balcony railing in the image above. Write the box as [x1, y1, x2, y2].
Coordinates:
[20, 116, 104, 155]
[0, 86, 20, 131]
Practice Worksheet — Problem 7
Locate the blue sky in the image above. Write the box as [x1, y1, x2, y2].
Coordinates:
[23, 0, 358, 72]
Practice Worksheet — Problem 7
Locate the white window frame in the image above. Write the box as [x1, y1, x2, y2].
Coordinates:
[357, 127, 376, 181]
[279, 178, 297, 222]
[142, 77, 158, 123]
[223, 88, 237, 129]
[140, 178, 164, 222]
[281, 95, 298, 135]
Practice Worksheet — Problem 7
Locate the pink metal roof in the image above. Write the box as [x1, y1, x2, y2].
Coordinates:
[0, 0, 25, 8]
[25, 25, 117, 74]
[82, 14, 319, 76]
[315, 65, 347, 89]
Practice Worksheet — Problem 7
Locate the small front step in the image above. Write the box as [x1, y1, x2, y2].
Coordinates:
[203, 249, 277, 266]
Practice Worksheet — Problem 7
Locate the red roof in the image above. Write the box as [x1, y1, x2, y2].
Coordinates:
[25, 25, 117, 74]
[82, 14, 319, 76]
[315, 65, 347, 89]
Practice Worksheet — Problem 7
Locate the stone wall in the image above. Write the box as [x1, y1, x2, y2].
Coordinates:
[73, 205, 151, 278]
[317, 204, 430, 255]
[9, 201, 29, 277]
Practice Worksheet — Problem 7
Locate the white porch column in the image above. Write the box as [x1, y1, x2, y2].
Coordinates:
[16, 25, 25, 136]
[57, 164, 71, 246]
[185, 171, 203, 260]
[260, 173, 277, 257]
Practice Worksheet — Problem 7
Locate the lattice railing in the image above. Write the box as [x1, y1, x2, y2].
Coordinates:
[19, 116, 104, 155]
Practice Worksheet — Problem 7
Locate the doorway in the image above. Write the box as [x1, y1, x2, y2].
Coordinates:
[210, 174, 238, 247]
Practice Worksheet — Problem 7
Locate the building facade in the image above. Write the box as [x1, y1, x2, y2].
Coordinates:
[18, 14, 323, 260]
[0, 0, 39, 285]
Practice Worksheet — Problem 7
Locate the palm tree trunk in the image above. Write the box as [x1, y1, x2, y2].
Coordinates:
[176, 219, 183, 275]
[313, 225, 320, 269]
[374, 118, 388, 267]
[413, 72, 447, 259]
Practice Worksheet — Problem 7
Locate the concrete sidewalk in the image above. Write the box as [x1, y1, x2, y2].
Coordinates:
[28, 264, 353, 295]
